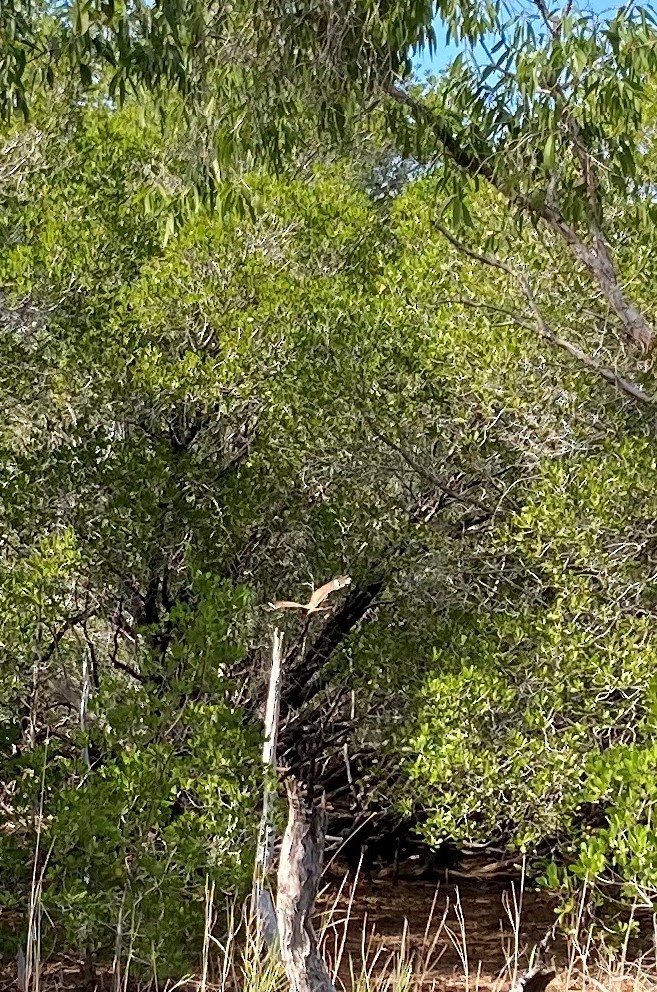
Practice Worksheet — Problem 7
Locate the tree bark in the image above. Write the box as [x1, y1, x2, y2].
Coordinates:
[252, 628, 284, 948]
[276, 779, 336, 992]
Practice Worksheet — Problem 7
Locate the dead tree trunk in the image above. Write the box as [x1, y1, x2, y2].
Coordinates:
[252, 628, 284, 947]
[276, 779, 336, 992]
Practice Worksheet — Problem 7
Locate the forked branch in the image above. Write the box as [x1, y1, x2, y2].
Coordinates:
[385, 84, 655, 351]
[434, 220, 654, 407]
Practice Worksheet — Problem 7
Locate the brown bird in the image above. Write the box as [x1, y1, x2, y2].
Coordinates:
[271, 575, 351, 614]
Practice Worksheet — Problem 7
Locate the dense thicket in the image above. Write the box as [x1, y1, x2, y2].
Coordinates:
[2, 0, 657, 973]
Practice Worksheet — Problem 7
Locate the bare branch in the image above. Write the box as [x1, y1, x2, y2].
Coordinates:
[375, 429, 493, 513]
[40, 608, 97, 665]
[434, 221, 655, 407]
[385, 84, 655, 350]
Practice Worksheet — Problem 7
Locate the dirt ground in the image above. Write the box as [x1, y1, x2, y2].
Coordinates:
[1, 863, 655, 992]
[317, 863, 657, 992]
[319, 869, 558, 989]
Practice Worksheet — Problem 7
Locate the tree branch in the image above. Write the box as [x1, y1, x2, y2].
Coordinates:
[282, 575, 386, 715]
[40, 607, 97, 665]
[385, 83, 655, 351]
[375, 430, 493, 513]
[433, 220, 655, 407]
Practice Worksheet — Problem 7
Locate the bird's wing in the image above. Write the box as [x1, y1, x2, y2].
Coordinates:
[272, 600, 306, 610]
[307, 575, 352, 611]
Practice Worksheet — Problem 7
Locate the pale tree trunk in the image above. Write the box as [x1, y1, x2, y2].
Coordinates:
[253, 626, 336, 992]
[252, 627, 284, 947]
[276, 779, 336, 992]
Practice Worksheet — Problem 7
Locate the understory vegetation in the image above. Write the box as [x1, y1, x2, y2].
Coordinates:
[1, 0, 657, 978]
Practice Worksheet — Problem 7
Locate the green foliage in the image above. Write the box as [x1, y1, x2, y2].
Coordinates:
[397, 429, 657, 903]
[0, 556, 261, 969]
[3, 46, 657, 967]
[577, 740, 657, 896]
[43, 693, 260, 972]
[0, 102, 426, 967]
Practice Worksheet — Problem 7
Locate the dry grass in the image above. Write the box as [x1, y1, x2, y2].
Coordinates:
[8, 859, 656, 992]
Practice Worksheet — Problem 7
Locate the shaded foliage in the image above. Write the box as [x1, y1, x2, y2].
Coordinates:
[2, 14, 657, 965]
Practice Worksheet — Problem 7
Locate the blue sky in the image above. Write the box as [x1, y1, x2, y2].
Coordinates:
[412, 0, 626, 75]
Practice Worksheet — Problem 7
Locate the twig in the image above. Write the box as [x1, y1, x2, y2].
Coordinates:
[434, 221, 655, 407]
[386, 82, 655, 350]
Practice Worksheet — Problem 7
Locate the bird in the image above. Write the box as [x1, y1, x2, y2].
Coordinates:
[271, 575, 352, 614]
[510, 965, 556, 992]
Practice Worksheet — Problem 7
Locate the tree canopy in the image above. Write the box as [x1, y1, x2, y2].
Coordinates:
[2, 0, 657, 975]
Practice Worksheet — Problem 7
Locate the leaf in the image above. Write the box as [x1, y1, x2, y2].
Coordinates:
[73, 2, 90, 35]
